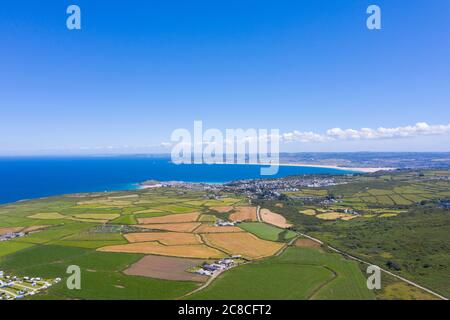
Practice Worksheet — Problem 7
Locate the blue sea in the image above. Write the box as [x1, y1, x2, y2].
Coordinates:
[0, 156, 355, 204]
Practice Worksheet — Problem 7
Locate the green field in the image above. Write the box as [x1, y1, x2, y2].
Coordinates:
[188, 247, 375, 300]
[239, 222, 296, 242]
[0, 245, 200, 299]
[0, 171, 447, 300]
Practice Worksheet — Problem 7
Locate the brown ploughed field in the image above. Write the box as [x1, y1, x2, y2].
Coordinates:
[123, 255, 209, 282]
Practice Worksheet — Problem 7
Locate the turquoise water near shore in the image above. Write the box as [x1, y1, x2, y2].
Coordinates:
[0, 156, 354, 204]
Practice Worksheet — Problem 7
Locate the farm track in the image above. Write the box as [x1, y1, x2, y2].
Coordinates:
[256, 206, 262, 222]
[177, 262, 242, 300]
[275, 234, 299, 257]
[306, 266, 337, 300]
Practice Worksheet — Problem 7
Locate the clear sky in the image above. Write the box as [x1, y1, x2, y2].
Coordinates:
[1, 0, 449, 154]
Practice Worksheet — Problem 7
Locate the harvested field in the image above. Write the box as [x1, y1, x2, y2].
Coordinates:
[193, 224, 244, 234]
[229, 206, 257, 222]
[76, 199, 133, 207]
[124, 255, 208, 282]
[73, 213, 120, 220]
[70, 218, 108, 223]
[300, 209, 316, 216]
[98, 242, 225, 259]
[341, 215, 358, 221]
[135, 222, 201, 232]
[202, 232, 284, 259]
[0, 227, 23, 236]
[137, 212, 200, 224]
[198, 215, 217, 222]
[124, 232, 202, 245]
[295, 238, 321, 249]
[379, 213, 398, 218]
[210, 206, 233, 213]
[260, 209, 292, 228]
[134, 208, 167, 214]
[108, 194, 139, 199]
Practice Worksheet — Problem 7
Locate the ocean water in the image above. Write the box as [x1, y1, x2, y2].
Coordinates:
[0, 156, 354, 204]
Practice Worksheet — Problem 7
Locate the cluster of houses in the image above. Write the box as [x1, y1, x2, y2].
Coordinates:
[319, 198, 342, 205]
[148, 176, 346, 201]
[0, 270, 61, 300]
[214, 219, 239, 227]
[0, 231, 26, 242]
[195, 256, 243, 276]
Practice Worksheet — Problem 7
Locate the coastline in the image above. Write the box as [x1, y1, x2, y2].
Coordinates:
[1, 161, 393, 205]
[274, 163, 395, 173]
[227, 162, 395, 173]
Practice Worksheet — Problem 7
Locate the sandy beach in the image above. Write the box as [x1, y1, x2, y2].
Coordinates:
[273, 163, 396, 173]
[232, 162, 396, 173]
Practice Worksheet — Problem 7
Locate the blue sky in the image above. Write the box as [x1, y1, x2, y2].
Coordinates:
[1, 0, 449, 154]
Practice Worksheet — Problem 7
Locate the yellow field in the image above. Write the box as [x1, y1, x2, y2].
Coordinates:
[209, 206, 234, 213]
[107, 194, 139, 199]
[72, 213, 120, 220]
[229, 206, 257, 222]
[341, 215, 358, 221]
[193, 224, 243, 233]
[137, 212, 200, 224]
[0, 227, 23, 235]
[136, 222, 201, 232]
[20, 225, 49, 233]
[124, 232, 202, 245]
[98, 242, 225, 259]
[28, 212, 66, 220]
[260, 208, 292, 228]
[315, 212, 354, 220]
[76, 199, 133, 207]
[202, 232, 284, 259]
[134, 208, 167, 214]
[300, 209, 317, 216]
[70, 218, 109, 223]
[379, 213, 398, 218]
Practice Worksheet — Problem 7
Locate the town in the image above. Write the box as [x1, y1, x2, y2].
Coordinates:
[141, 175, 346, 201]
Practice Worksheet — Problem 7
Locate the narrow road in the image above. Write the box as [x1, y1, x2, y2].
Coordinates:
[297, 231, 448, 300]
[306, 266, 337, 300]
[180, 208, 447, 301]
[275, 234, 299, 257]
[178, 263, 242, 299]
[0, 288, 18, 299]
[256, 205, 262, 222]
[12, 282, 38, 293]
